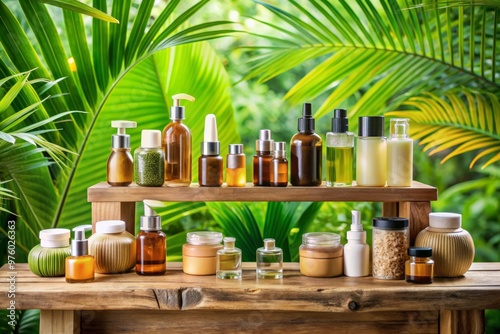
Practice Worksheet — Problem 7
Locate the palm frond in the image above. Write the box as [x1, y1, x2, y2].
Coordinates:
[245, 0, 499, 120]
[386, 88, 500, 168]
[37, 0, 118, 22]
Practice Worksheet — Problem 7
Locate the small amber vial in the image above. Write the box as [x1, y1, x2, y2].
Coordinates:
[226, 144, 246, 187]
[405, 247, 434, 284]
[270, 142, 288, 187]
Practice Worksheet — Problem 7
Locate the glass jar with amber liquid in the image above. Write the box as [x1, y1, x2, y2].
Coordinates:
[405, 247, 434, 284]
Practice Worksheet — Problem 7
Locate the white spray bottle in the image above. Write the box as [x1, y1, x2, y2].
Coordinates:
[344, 210, 370, 277]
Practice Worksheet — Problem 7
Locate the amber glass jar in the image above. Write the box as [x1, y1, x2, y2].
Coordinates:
[299, 232, 343, 277]
[405, 247, 434, 284]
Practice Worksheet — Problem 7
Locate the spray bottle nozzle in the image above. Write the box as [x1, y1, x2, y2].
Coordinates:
[351, 210, 362, 232]
[302, 103, 312, 117]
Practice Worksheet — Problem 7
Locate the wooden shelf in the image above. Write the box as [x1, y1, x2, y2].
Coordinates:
[88, 181, 437, 203]
[1, 263, 498, 333]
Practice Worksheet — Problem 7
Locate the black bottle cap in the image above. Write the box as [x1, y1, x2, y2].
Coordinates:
[372, 217, 408, 229]
[358, 116, 385, 137]
[408, 247, 432, 257]
[331, 109, 348, 133]
[298, 103, 315, 132]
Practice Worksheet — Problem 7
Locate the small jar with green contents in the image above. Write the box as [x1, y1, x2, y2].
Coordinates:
[28, 228, 72, 277]
[134, 130, 165, 187]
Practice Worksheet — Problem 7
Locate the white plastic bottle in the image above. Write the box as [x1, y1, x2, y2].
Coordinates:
[344, 210, 370, 277]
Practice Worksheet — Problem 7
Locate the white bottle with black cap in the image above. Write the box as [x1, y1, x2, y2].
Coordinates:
[66, 225, 95, 283]
[253, 129, 274, 186]
[163, 94, 195, 187]
[136, 200, 166, 275]
[356, 116, 386, 186]
[107, 120, 137, 186]
[344, 211, 370, 277]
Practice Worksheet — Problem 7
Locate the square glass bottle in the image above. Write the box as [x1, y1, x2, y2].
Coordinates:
[256, 238, 283, 279]
[216, 237, 242, 279]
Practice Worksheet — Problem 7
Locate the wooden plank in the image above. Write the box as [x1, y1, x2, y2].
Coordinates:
[82, 310, 439, 334]
[91, 201, 136, 235]
[87, 181, 437, 203]
[440, 310, 485, 334]
[1, 263, 499, 312]
[40, 310, 79, 334]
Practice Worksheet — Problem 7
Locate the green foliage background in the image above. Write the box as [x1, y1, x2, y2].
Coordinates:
[0, 0, 499, 332]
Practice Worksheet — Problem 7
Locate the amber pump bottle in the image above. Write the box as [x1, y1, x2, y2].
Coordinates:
[253, 129, 273, 186]
[163, 94, 195, 187]
[198, 114, 223, 187]
[226, 144, 246, 187]
[270, 142, 288, 187]
[290, 103, 322, 186]
[107, 121, 137, 186]
[66, 225, 95, 283]
[136, 200, 166, 275]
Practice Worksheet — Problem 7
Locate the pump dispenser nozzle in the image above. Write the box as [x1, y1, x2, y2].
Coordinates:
[171, 93, 195, 120]
[141, 200, 164, 231]
[71, 225, 93, 256]
[201, 114, 220, 155]
[298, 103, 315, 132]
[111, 120, 137, 149]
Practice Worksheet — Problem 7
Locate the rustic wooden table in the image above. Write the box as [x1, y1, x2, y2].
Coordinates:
[1, 262, 499, 333]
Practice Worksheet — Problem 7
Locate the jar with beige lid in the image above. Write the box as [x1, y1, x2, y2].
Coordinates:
[415, 212, 474, 277]
[299, 232, 343, 277]
[182, 231, 223, 275]
[88, 220, 136, 274]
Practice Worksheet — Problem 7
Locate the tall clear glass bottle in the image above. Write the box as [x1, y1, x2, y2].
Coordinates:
[356, 116, 386, 186]
[256, 238, 283, 279]
[387, 118, 413, 187]
[216, 237, 242, 279]
[290, 103, 322, 186]
[270, 142, 288, 187]
[326, 109, 354, 187]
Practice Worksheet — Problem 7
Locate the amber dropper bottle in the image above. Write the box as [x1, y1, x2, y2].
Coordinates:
[253, 129, 273, 186]
[136, 200, 167, 275]
[270, 142, 288, 187]
[66, 225, 95, 283]
[198, 114, 223, 187]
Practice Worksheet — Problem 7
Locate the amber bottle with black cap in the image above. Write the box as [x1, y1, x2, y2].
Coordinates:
[290, 103, 322, 186]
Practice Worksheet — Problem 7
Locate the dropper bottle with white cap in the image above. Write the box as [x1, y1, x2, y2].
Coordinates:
[198, 114, 223, 186]
[107, 120, 137, 186]
[344, 210, 370, 277]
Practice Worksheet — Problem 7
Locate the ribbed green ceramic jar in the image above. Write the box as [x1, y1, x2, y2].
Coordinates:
[28, 228, 71, 277]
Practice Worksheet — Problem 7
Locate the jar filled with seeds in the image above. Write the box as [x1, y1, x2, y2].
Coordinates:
[372, 217, 409, 280]
[134, 130, 165, 186]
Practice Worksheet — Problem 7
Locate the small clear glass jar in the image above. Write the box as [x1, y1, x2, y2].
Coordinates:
[182, 231, 223, 275]
[88, 220, 136, 274]
[405, 247, 434, 284]
[28, 228, 71, 277]
[216, 237, 242, 279]
[299, 232, 343, 278]
[256, 238, 283, 279]
[372, 217, 409, 280]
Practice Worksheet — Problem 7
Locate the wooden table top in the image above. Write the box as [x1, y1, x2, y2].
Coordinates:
[87, 181, 438, 202]
[1, 262, 499, 312]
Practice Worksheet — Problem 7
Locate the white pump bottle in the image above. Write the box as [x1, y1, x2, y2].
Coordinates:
[344, 210, 370, 277]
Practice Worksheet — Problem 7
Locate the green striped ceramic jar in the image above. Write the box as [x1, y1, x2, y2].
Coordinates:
[28, 228, 71, 277]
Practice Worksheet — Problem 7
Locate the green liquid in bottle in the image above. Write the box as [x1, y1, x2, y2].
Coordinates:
[326, 146, 353, 187]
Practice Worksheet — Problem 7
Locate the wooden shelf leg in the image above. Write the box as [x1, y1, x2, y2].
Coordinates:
[40, 310, 80, 334]
[382, 201, 431, 245]
[91, 201, 136, 235]
[440, 310, 485, 334]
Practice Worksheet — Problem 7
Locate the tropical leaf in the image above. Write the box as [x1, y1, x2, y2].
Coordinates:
[386, 88, 500, 168]
[58, 41, 240, 230]
[244, 0, 499, 127]
[37, 0, 118, 23]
